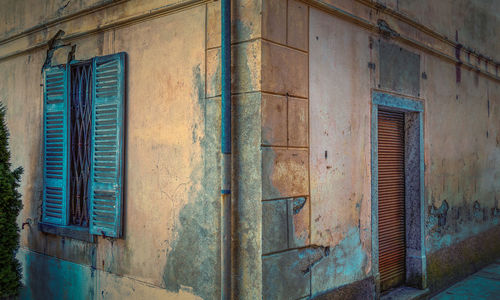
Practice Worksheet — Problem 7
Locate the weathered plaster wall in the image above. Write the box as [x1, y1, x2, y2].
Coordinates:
[0, 2, 228, 299]
[2, 0, 267, 298]
[307, 0, 500, 262]
[420, 44, 500, 290]
[0, 0, 214, 61]
[110, 7, 217, 296]
[377, 0, 500, 62]
[0, 0, 111, 40]
[0, 0, 219, 42]
[307, 0, 498, 83]
[422, 53, 500, 254]
[305, 0, 500, 297]
[2, 0, 499, 299]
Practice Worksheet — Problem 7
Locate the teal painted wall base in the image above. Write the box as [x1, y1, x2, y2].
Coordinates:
[426, 225, 500, 293]
[18, 248, 94, 300]
[16, 248, 198, 300]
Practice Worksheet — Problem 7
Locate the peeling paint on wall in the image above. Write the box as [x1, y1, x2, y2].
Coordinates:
[427, 200, 500, 252]
[311, 227, 368, 296]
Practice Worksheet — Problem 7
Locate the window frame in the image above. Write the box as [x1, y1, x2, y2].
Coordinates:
[39, 53, 126, 242]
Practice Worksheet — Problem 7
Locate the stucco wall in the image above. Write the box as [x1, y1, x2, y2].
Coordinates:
[378, 0, 500, 62]
[1, 2, 223, 299]
[307, 2, 500, 297]
[1, 0, 267, 298]
[422, 53, 500, 252]
[258, 0, 500, 298]
[0, 0, 111, 40]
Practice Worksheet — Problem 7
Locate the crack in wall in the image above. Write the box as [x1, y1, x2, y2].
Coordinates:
[57, 0, 72, 15]
[42, 30, 70, 71]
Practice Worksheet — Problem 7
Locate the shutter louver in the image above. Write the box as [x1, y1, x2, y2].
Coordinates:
[89, 53, 126, 237]
[42, 65, 69, 225]
[378, 109, 406, 291]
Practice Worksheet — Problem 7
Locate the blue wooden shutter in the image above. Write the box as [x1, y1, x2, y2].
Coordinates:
[89, 53, 126, 237]
[42, 65, 69, 225]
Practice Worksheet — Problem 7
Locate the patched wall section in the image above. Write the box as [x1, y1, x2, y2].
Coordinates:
[379, 41, 420, 97]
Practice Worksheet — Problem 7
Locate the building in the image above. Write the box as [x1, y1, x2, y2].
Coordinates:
[0, 0, 499, 299]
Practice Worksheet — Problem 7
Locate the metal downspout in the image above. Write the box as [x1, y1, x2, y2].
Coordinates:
[221, 0, 231, 298]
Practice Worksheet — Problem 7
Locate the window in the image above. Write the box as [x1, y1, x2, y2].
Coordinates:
[69, 62, 92, 227]
[41, 53, 126, 239]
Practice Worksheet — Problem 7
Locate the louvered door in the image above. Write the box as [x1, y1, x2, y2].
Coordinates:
[89, 53, 126, 237]
[378, 109, 406, 291]
[42, 65, 69, 225]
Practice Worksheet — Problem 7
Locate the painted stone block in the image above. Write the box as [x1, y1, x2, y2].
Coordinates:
[262, 147, 309, 200]
[208, 0, 262, 45]
[262, 94, 287, 146]
[232, 0, 262, 43]
[207, 41, 261, 96]
[263, 249, 311, 300]
[262, 199, 288, 254]
[288, 197, 310, 248]
[262, 0, 287, 44]
[262, 41, 308, 98]
[287, 0, 308, 51]
[207, 1, 221, 49]
[288, 97, 308, 147]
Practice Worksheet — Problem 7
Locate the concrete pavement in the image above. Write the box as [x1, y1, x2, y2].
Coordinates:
[431, 258, 500, 300]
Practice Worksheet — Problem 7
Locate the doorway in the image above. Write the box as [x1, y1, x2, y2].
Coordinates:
[371, 92, 427, 293]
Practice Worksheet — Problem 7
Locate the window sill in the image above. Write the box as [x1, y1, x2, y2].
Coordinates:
[39, 222, 96, 243]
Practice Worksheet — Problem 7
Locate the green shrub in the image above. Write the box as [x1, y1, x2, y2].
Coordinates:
[0, 103, 23, 298]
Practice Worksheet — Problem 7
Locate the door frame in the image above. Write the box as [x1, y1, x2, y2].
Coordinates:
[371, 91, 426, 293]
